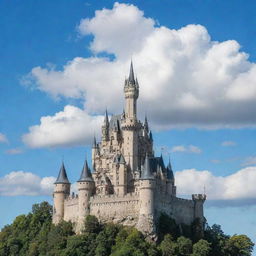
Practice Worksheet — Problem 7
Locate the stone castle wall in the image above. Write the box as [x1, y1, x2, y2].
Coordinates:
[90, 193, 140, 226]
[155, 195, 196, 225]
[64, 196, 79, 223]
[62, 192, 200, 229]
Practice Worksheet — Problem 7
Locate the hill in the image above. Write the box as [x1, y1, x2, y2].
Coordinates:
[0, 202, 254, 256]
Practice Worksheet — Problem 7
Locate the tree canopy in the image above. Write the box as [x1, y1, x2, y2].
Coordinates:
[0, 202, 254, 256]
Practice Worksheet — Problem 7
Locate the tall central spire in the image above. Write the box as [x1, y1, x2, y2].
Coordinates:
[128, 61, 135, 84]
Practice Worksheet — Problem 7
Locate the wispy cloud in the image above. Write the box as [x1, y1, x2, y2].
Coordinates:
[171, 145, 202, 154]
[0, 133, 8, 144]
[221, 141, 237, 147]
[5, 148, 23, 155]
[242, 156, 256, 166]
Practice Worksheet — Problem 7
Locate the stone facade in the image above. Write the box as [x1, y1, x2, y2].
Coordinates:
[52, 62, 206, 236]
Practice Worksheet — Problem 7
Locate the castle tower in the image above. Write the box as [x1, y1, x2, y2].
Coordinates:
[137, 154, 156, 236]
[144, 115, 149, 134]
[53, 162, 70, 224]
[122, 61, 140, 171]
[124, 61, 139, 119]
[102, 110, 109, 141]
[77, 159, 94, 230]
[192, 194, 206, 223]
[92, 136, 97, 170]
[166, 159, 176, 196]
[116, 154, 127, 196]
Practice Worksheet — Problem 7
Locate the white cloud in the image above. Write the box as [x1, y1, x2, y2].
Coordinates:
[242, 156, 256, 166]
[175, 166, 256, 200]
[22, 105, 104, 148]
[22, 2, 256, 147]
[221, 141, 236, 147]
[0, 171, 55, 196]
[78, 2, 155, 59]
[0, 133, 8, 144]
[6, 148, 23, 155]
[171, 145, 202, 154]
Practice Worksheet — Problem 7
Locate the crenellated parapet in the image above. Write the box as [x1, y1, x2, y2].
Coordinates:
[52, 61, 206, 237]
[192, 194, 207, 202]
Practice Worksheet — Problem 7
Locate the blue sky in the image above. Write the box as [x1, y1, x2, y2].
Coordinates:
[0, 0, 256, 251]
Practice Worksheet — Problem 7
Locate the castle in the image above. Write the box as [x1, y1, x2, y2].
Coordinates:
[52, 62, 206, 236]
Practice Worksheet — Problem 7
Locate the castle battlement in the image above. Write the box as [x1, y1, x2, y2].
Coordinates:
[52, 62, 206, 236]
[192, 194, 207, 201]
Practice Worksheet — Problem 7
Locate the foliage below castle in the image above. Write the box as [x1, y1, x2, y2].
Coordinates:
[53, 62, 206, 236]
[0, 202, 254, 256]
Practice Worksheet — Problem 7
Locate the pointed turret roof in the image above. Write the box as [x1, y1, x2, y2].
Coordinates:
[167, 158, 174, 180]
[149, 130, 153, 141]
[141, 154, 154, 180]
[135, 77, 139, 88]
[78, 159, 93, 182]
[160, 153, 165, 168]
[144, 115, 149, 130]
[128, 61, 135, 84]
[93, 136, 97, 148]
[104, 109, 109, 126]
[119, 154, 126, 164]
[55, 162, 70, 184]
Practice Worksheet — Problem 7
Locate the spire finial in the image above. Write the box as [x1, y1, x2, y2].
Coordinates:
[93, 135, 97, 148]
[78, 156, 93, 182]
[144, 114, 149, 131]
[55, 161, 70, 184]
[128, 60, 135, 84]
[104, 108, 109, 125]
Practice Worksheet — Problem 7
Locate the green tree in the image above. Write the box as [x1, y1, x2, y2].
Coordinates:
[157, 213, 180, 241]
[192, 239, 211, 256]
[177, 236, 192, 256]
[83, 215, 101, 234]
[47, 220, 74, 255]
[160, 234, 178, 256]
[64, 234, 93, 256]
[95, 223, 119, 256]
[191, 218, 204, 242]
[111, 228, 148, 256]
[226, 235, 254, 256]
[204, 224, 229, 256]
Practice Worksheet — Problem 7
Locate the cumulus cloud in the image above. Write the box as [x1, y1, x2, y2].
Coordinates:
[22, 105, 104, 148]
[221, 141, 237, 147]
[0, 171, 55, 196]
[175, 166, 256, 201]
[6, 148, 23, 155]
[23, 2, 256, 147]
[0, 133, 8, 143]
[171, 145, 202, 154]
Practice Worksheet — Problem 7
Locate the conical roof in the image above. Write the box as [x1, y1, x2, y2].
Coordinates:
[119, 154, 126, 164]
[93, 136, 97, 148]
[167, 159, 174, 180]
[55, 162, 70, 184]
[141, 154, 154, 180]
[128, 61, 135, 84]
[149, 131, 153, 141]
[104, 109, 109, 126]
[78, 160, 93, 182]
[144, 115, 149, 130]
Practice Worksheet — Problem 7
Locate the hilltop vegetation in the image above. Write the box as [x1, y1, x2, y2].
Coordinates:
[0, 202, 254, 256]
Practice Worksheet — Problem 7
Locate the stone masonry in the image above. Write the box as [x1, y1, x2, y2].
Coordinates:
[52, 62, 206, 236]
